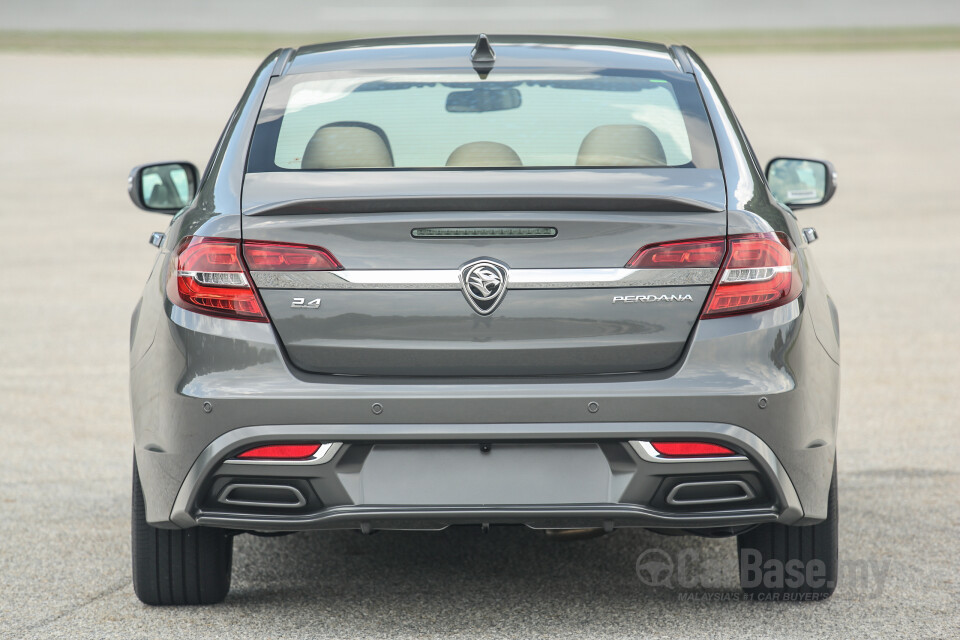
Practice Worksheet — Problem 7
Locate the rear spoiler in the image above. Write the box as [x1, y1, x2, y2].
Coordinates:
[243, 195, 724, 216]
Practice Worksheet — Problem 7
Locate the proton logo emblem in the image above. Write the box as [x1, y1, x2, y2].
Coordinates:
[460, 259, 508, 315]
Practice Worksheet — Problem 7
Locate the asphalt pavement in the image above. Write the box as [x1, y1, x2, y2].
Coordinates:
[0, 49, 958, 639]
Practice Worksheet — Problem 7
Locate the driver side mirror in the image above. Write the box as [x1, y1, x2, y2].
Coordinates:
[765, 157, 837, 209]
[128, 161, 198, 214]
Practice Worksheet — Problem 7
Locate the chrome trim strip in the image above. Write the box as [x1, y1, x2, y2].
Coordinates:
[720, 265, 790, 284]
[510, 268, 715, 288]
[665, 480, 755, 506]
[223, 442, 341, 466]
[251, 268, 716, 290]
[630, 440, 749, 463]
[217, 483, 307, 509]
[252, 270, 458, 290]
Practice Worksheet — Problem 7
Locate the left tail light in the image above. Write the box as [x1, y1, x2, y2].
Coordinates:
[168, 237, 266, 322]
[167, 236, 340, 322]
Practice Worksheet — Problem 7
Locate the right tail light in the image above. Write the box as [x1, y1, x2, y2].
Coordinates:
[702, 231, 801, 318]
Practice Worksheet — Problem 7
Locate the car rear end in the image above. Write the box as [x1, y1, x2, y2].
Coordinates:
[130, 37, 839, 587]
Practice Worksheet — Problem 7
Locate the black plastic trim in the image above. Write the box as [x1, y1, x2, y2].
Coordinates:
[271, 48, 297, 77]
[196, 503, 782, 532]
[668, 45, 695, 74]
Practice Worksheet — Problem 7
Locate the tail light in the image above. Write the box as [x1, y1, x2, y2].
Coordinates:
[626, 238, 726, 269]
[167, 236, 341, 322]
[243, 241, 341, 271]
[702, 232, 801, 318]
[626, 232, 800, 319]
[168, 237, 266, 322]
[649, 441, 737, 458]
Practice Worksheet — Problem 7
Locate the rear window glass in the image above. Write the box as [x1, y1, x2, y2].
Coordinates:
[247, 69, 718, 171]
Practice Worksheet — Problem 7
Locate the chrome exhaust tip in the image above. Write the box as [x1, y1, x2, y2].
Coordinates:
[665, 480, 755, 506]
[217, 483, 307, 509]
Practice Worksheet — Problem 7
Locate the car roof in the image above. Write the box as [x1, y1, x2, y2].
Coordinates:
[282, 35, 685, 76]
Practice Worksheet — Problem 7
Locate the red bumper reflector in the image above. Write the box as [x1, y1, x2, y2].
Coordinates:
[236, 444, 322, 460]
[649, 441, 737, 458]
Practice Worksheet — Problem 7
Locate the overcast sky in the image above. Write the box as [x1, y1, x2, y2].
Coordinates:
[3, 0, 959, 33]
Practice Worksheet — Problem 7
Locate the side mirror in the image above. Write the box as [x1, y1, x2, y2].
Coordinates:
[765, 157, 837, 209]
[128, 161, 199, 214]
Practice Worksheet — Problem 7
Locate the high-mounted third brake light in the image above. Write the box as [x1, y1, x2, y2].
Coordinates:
[167, 236, 342, 322]
[702, 232, 801, 318]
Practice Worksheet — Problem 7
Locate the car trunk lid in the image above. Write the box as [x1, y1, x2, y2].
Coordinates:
[242, 170, 726, 376]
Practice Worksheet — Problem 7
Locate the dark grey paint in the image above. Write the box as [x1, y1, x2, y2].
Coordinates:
[133, 298, 836, 527]
[261, 286, 709, 376]
[245, 186, 726, 375]
[240, 169, 726, 214]
[130, 48, 281, 508]
[130, 37, 839, 534]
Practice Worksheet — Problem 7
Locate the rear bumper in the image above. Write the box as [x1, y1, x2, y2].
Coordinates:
[169, 422, 802, 531]
[131, 298, 839, 529]
[197, 505, 783, 532]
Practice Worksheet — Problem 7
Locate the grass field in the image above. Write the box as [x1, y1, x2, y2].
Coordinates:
[2, 26, 959, 55]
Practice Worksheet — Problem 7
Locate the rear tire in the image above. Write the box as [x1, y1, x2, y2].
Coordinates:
[132, 456, 233, 605]
[737, 461, 838, 600]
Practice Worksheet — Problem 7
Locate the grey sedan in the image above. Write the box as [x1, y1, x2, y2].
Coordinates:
[127, 34, 840, 605]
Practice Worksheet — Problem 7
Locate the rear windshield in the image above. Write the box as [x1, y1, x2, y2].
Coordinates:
[247, 69, 719, 171]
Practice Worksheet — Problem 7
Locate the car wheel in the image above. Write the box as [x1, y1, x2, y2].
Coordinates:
[131, 455, 233, 605]
[737, 461, 838, 600]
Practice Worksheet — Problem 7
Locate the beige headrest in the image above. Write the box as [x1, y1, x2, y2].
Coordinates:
[576, 125, 667, 167]
[446, 142, 522, 167]
[302, 123, 393, 169]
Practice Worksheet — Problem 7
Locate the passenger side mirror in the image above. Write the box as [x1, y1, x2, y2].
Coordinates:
[765, 157, 837, 209]
[128, 161, 198, 213]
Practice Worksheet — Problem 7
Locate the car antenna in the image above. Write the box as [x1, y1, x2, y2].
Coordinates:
[471, 33, 495, 79]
